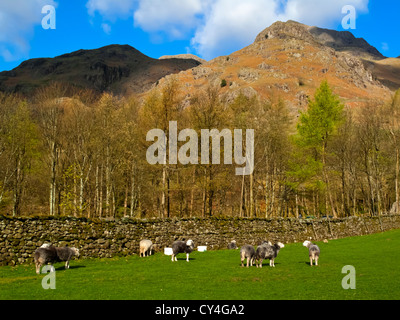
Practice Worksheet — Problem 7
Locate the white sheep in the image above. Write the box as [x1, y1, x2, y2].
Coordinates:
[303, 240, 320, 266]
[139, 239, 154, 257]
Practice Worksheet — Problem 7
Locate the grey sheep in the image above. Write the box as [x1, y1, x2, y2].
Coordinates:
[255, 242, 285, 268]
[227, 240, 238, 250]
[34, 245, 80, 274]
[303, 240, 320, 266]
[139, 239, 154, 257]
[171, 240, 194, 262]
[240, 245, 256, 268]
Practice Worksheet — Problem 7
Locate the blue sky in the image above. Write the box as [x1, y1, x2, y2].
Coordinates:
[0, 0, 399, 72]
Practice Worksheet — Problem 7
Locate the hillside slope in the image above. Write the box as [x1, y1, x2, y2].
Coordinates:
[160, 21, 393, 111]
[0, 45, 201, 96]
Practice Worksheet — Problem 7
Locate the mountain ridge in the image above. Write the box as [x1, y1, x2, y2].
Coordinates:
[0, 44, 201, 96]
[255, 20, 385, 60]
[0, 21, 399, 101]
[157, 20, 395, 111]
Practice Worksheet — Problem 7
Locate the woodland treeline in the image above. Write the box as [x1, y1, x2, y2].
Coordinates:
[0, 79, 399, 219]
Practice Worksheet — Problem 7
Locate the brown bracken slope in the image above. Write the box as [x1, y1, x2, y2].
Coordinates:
[159, 20, 396, 112]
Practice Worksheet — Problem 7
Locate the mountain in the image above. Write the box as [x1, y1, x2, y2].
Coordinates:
[0, 21, 398, 102]
[255, 20, 385, 60]
[159, 20, 394, 111]
[0, 44, 201, 96]
[254, 20, 400, 91]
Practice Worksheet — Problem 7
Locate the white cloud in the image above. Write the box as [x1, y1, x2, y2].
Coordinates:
[283, 0, 368, 28]
[86, 0, 135, 20]
[0, 0, 57, 62]
[193, 0, 370, 60]
[133, 0, 206, 39]
[192, 0, 285, 59]
[85, 0, 370, 59]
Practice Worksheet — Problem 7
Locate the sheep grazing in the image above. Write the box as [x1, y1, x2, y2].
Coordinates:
[303, 240, 320, 266]
[139, 239, 154, 257]
[34, 245, 80, 274]
[227, 240, 238, 250]
[240, 245, 256, 268]
[171, 240, 195, 262]
[255, 242, 285, 268]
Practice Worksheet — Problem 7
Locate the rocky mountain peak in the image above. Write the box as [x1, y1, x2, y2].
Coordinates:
[255, 20, 385, 60]
[255, 20, 315, 43]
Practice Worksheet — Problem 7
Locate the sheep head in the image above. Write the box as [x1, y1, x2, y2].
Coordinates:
[303, 240, 312, 248]
[186, 240, 194, 249]
[72, 248, 80, 257]
[276, 242, 285, 249]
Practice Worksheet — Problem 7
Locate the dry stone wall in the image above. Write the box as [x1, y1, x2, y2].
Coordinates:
[1, 215, 400, 266]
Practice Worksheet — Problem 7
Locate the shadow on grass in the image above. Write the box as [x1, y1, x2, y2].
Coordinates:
[54, 265, 86, 271]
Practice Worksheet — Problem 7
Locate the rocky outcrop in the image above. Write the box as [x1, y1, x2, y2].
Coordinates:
[159, 54, 206, 64]
[255, 20, 385, 60]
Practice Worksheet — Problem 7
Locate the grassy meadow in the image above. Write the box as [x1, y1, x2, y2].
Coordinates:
[1, 229, 400, 300]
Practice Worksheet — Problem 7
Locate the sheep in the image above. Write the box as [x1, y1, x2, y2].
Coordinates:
[139, 239, 154, 257]
[227, 240, 238, 250]
[171, 240, 194, 262]
[255, 242, 285, 268]
[240, 245, 256, 268]
[303, 240, 320, 266]
[34, 245, 80, 274]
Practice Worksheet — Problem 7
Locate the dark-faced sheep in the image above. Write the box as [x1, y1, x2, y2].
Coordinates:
[139, 240, 154, 257]
[240, 245, 256, 268]
[227, 240, 238, 250]
[34, 245, 80, 274]
[255, 242, 285, 268]
[303, 240, 320, 266]
[171, 240, 194, 262]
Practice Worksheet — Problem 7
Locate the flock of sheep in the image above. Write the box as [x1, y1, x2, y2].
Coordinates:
[238, 240, 320, 268]
[33, 238, 320, 274]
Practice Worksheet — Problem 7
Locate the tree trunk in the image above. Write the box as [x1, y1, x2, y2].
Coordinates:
[396, 148, 400, 214]
[240, 173, 245, 218]
[130, 164, 135, 218]
[190, 167, 195, 217]
[249, 172, 254, 218]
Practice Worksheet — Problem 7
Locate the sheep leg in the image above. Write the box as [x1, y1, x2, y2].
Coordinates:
[65, 260, 69, 269]
[171, 254, 175, 262]
[310, 257, 313, 266]
[271, 259, 275, 267]
[35, 261, 41, 274]
[315, 257, 319, 266]
[186, 253, 189, 262]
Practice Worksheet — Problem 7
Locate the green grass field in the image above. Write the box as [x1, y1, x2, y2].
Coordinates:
[1, 229, 400, 300]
